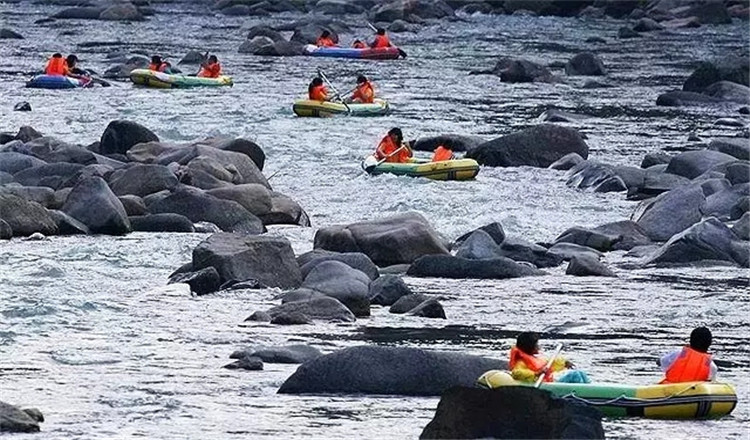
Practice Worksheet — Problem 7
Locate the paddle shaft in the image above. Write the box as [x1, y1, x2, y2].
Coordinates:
[534, 344, 563, 388]
[317, 69, 350, 112]
[367, 21, 378, 32]
[376, 144, 407, 166]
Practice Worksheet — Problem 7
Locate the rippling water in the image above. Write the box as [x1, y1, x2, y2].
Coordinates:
[1, 3, 748, 439]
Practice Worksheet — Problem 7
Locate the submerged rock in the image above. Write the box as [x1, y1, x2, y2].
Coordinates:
[408, 298, 446, 319]
[566, 255, 616, 277]
[368, 274, 413, 306]
[230, 344, 322, 364]
[565, 52, 606, 76]
[0, 401, 44, 433]
[266, 296, 355, 323]
[169, 267, 221, 295]
[407, 255, 544, 279]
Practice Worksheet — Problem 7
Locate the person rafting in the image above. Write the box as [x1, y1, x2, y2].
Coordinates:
[658, 327, 717, 383]
[375, 128, 412, 163]
[509, 332, 591, 384]
[64, 55, 89, 77]
[45, 53, 69, 76]
[347, 75, 375, 104]
[316, 30, 337, 47]
[371, 28, 392, 48]
[431, 145, 455, 162]
[308, 77, 329, 101]
[352, 39, 367, 49]
[198, 55, 221, 78]
[149, 55, 173, 73]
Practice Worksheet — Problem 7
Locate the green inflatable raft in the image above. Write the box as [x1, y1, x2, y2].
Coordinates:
[129, 69, 233, 88]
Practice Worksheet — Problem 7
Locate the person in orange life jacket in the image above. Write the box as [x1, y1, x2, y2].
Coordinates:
[431, 145, 455, 162]
[509, 332, 590, 384]
[64, 55, 91, 80]
[352, 39, 366, 49]
[149, 55, 173, 74]
[198, 55, 221, 78]
[375, 128, 412, 163]
[45, 53, 69, 76]
[308, 77, 329, 101]
[347, 75, 375, 104]
[370, 28, 392, 48]
[658, 327, 717, 383]
[316, 30, 336, 47]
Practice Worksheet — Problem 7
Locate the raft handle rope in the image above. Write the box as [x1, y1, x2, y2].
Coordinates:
[560, 384, 697, 406]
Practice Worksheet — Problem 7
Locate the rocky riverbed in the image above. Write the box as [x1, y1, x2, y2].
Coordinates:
[1, 0, 749, 438]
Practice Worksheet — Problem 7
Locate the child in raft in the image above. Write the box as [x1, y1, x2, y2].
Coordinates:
[658, 326, 717, 383]
[509, 331, 591, 384]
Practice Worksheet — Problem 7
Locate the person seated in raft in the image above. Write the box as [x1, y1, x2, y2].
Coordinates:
[64, 55, 91, 79]
[375, 128, 413, 163]
[370, 28, 392, 48]
[308, 77, 329, 101]
[149, 55, 173, 73]
[45, 53, 69, 76]
[198, 55, 221, 78]
[346, 75, 375, 104]
[316, 30, 337, 47]
[658, 326, 717, 383]
[352, 39, 367, 49]
[431, 145, 455, 162]
[510, 331, 591, 384]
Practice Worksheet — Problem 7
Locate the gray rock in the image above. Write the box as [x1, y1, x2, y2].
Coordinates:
[230, 344, 322, 364]
[539, 109, 588, 124]
[455, 230, 503, 259]
[410, 134, 484, 153]
[193, 233, 301, 289]
[708, 138, 750, 161]
[221, 4, 250, 15]
[239, 36, 275, 54]
[206, 184, 272, 217]
[53, 6, 105, 19]
[178, 50, 207, 65]
[279, 288, 325, 304]
[703, 81, 750, 105]
[118, 195, 148, 216]
[223, 356, 263, 370]
[407, 255, 544, 279]
[148, 186, 264, 234]
[270, 312, 313, 325]
[554, 227, 619, 252]
[48, 209, 89, 235]
[592, 220, 652, 251]
[245, 311, 271, 322]
[566, 255, 616, 277]
[158, 144, 268, 187]
[732, 212, 750, 240]
[419, 387, 604, 439]
[278, 346, 506, 396]
[258, 191, 310, 227]
[62, 176, 130, 235]
[368, 275, 413, 306]
[725, 162, 750, 185]
[547, 242, 602, 261]
[641, 152, 672, 168]
[246, 25, 286, 43]
[408, 299, 446, 319]
[645, 217, 747, 267]
[129, 213, 195, 233]
[632, 17, 664, 31]
[109, 164, 178, 197]
[565, 52, 606, 76]
[100, 120, 158, 155]
[700, 178, 731, 196]
[549, 152, 585, 170]
[486, 57, 554, 83]
[0, 152, 46, 175]
[301, 260, 371, 317]
[498, 236, 563, 268]
[455, 222, 506, 246]
[467, 124, 588, 168]
[99, 3, 144, 21]
[12, 163, 84, 189]
[266, 296, 355, 322]
[730, 196, 750, 220]
[0, 185, 54, 207]
[656, 91, 723, 106]
[298, 250, 379, 281]
[618, 26, 640, 38]
[314, 212, 449, 266]
[0, 193, 57, 237]
[661, 16, 701, 29]
[0, 28, 24, 39]
[682, 1, 731, 24]
[633, 184, 705, 241]
[0, 219, 12, 239]
[683, 55, 750, 92]
[390, 293, 431, 314]
[14, 102, 31, 112]
[169, 267, 221, 295]
[0, 401, 43, 433]
[703, 184, 750, 218]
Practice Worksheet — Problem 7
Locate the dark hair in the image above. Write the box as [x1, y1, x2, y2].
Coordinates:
[388, 127, 403, 144]
[208, 55, 218, 63]
[377, 28, 386, 35]
[357, 75, 367, 84]
[53, 53, 62, 58]
[690, 327, 712, 352]
[66, 54, 78, 65]
[353, 39, 362, 43]
[320, 30, 330, 38]
[309, 77, 323, 93]
[151, 55, 162, 64]
[516, 331, 539, 355]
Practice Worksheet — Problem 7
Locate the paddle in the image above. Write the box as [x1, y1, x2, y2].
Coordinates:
[317, 68, 350, 113]
[363, 144, 406, 172]
[194, 51, 210, 76]
[367, 21, 407, 58]
[535, 343, 564, 388]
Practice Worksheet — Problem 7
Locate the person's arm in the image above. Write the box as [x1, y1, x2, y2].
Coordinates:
[659, 351, 679, 372]
[510, 361, 538, 383]
[709, 360, 718, 380]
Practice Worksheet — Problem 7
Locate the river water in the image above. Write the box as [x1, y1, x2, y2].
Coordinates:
[1, 3, 748, 439]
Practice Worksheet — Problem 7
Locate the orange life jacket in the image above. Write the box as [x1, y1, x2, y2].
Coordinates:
[509, 346, 554, 383]
[45, 56, 68, 76]
[661, 347, 712, 384]
[431, 146, 454, 162]
[352, 81, 374, 103]
[149, 62, 168, 72]
[309, 84, 328, 101]
[372, 34, 391, 48]
[376, 135, 410, 163]
[198, 62, 221, 78]
[317, 36, 336, 47]
[352, 41, 366, 49]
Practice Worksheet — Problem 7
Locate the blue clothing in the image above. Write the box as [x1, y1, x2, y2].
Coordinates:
[556, 370, 591, 383]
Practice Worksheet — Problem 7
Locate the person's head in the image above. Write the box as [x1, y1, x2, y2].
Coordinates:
[690, 327, 712, 352]
[151, 55, 162, 65]
[388, 127, 403, 144]
[309, 77, 323, 92]
[66, 54, 78, 66]
[208, 55, 218, 63]
[52, 53, 62, 58]
[377, 28, 386, 35]
[320, 30, 330, 38]
[357, 75, 368, 84]
[516, 331, 540, 355]
[353, 39, 362, 44]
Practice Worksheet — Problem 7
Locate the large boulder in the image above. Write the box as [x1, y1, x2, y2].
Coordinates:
[497, 236, 563, 268]
[62, 177, 131, 235]
[726, 162, 750, 185]
[645, 217, 748, 267]
[554, 227, 619, 252]
[681, 1, 732, 24]
[193, 233, 302, 289]
[259, 191, 310, 227]
[487, 57, 554, 83]
[566, 255, 616, 277]
[703, 184, 750, 218]
[371, 0, 453, 22]
[148, 186, 264, 233]
[0, 185, 55, 207]
[130, 213, 195, 233]
[633, 184, 706, 241]
[407, 255, 544, 279]
[0, 152, 46, 174]
[0, 194, 57, 237]
[314, 213, 449, 266]
[368, 274, 412, 306]
[13, 163, 85, 189]
[169, 267, 221, 295]
[467, 124, 588, 168]
[656, 91, 723, 106]
[410, 134, 485, 153]
[266, 296, 355, 322]
[683, 55, 749, 92]
[301, 260, 371, 317]
[419, 386, 604, 439]
[298, 250, 379, 280]
[99, 3, 144, 21]
[0, 401, 44, 433]
[53, 6, 105, 19]
[454, 230, 504, 260]
[591, 220, 652, 251]
[455, 222, 506, 246]
[278, 346, 506, 396]
[708, 138, 750, 161]
[702, 81, 750, 105]
[230, 344, 322, 364]
[108, 164, 178, 197]
[732, 212, 750, 240]
[565, 52, 606, 76]
[665, 150, 737, 179]
[99, 120, 159, 155]
[206, 184, 272, 217]
[157, 145, 268, 187]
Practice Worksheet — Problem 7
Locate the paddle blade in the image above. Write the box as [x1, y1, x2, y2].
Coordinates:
[362, 155, 378, 172]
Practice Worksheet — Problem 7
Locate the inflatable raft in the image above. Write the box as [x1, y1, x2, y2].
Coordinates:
[477, 371, 737, 419]
[129, 69, 233, 88]
[303, 44, 402, 60]
[362, 155, 480, 181]
[293, 99, 389, 117]
[26, 75, 91, 89]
